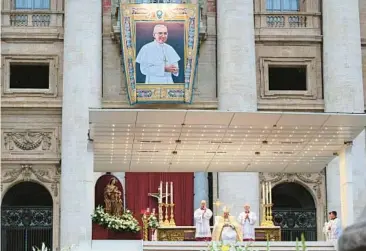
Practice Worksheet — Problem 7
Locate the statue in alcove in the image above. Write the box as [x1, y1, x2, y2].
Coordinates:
[104, 177, 123, 216]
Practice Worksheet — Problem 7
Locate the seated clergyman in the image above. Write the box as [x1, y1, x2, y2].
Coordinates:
[212, 207, 242, 243]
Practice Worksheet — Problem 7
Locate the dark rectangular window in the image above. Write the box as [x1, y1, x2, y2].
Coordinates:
[10, 63, 49, 89]
[268, 65, 307, 91]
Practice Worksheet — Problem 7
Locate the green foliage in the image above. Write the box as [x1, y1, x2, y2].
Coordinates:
[207, 235, 308, 251]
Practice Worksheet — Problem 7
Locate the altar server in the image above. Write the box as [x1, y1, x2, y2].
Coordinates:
[238, 204, 257, 241]
[194, 200, 213, 241]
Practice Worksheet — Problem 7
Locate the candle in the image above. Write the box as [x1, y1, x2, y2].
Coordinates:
[262, 183, 265, 205]
[147, 207, 150, 213]
[166, 182, 168, 203]
[171, 182, 173, 204]
[269, 182, 272, 204]
[159, 181, 163, 203]
[265, 182, 268, 205]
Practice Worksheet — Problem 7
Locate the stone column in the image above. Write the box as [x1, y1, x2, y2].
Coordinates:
[216, 0, 259, 218]
[217, 0, 257, 111]
[323, 0, 364, 224]
[339, 145, 355, 227]
[194, 172, 209, 210]
[323, 0, 364, 113]
[60, 0, 102, 246]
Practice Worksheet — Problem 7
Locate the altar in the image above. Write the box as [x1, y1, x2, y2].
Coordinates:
[155, 226, 280, 241]
[255, 226, 281, 241]
[156, 226, 197, 241]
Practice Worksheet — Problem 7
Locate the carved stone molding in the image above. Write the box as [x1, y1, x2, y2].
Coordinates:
[4, 131, 53, 151]
[259, 171, 325, 200]
[1, 164, 60, 197]
[259, 171, 327, 241]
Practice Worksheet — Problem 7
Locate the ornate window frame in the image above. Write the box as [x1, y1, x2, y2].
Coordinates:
[260, 57, 317, 99]
[2, 54, 59, 97]
[259, 171, 326, 241]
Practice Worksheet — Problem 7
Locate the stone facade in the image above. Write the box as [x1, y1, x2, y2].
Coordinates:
[2, 0, 366, 249]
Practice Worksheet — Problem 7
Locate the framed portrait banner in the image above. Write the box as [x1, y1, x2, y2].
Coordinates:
[119, 3, 200, 104]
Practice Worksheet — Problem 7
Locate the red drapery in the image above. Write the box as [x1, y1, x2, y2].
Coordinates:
[95, 174, 124, 208]
[125, 173, 194, 226]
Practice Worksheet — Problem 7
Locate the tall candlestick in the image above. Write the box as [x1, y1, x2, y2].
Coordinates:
[262, 183, 265, 205]
[166, 182, 168, 203]
[171, 182, 173, 204]
[269, 182, 272, 204]
[265, 182, 269, 205]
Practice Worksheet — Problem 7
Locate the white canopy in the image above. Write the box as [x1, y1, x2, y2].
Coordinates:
[89, 109, 366, 173]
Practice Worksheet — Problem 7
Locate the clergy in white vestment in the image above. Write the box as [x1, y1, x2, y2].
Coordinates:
[323, 221, 331, 241]
[238, 204, 257, 241]
[194, 200, 213, 241]
[136, 24, 181, 84]
[324, 211, 342, 250]
[212, 207, 242, 244]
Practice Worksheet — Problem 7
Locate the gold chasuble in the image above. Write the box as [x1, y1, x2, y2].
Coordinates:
[212, 215, 242, 242]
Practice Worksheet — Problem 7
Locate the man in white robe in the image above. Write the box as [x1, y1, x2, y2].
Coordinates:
[324, 211, 342, 250]
[212, 207, 242, 244]
[323, 220, 331, 241]
[238, 204, 257, 241]
[194, 200, 213, 241]
[136, 24, 181, 84]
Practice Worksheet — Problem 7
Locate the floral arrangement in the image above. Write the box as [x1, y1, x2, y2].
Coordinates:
[147, 213, 159, 229]
[91, 205, 141, 233]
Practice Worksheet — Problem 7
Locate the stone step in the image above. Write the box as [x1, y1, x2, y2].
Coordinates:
[143, 241, 336, 251]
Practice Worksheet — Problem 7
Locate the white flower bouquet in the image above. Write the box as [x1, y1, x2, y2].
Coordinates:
[91, 205, 141, 233]
[147, 214, 159, 229]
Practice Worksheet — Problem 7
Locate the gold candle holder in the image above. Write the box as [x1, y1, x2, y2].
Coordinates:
[164, 203, 170, 226]
[261, 203, 274, 227]
[142, 214, 149, 241]
[158, 203, 164, 226]
[169, 203, 176, 226]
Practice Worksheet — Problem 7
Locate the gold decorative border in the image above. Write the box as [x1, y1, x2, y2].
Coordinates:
[120, 3, 199, 104]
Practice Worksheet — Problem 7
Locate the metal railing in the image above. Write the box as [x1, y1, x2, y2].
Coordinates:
[1, 206, 53, 251]
[272, 208, 317, 241]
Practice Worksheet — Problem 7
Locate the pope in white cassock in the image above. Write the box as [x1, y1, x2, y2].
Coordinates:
[238, 204, 257, 241]
[323, 211, 342, 250]
[212, 207, 242, 244]
[136, 24, 181, 84]
[194, 200, 213, 241]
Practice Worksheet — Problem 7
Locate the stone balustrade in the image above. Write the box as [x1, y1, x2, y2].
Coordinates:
[1, 10, 64, 40]
[254, 12, 322, 41]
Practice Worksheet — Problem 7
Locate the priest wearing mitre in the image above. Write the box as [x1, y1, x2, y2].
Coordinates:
[212, 206, 242, 244]
[194, 200, 213, 241]
[238, 204, 257, 241]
